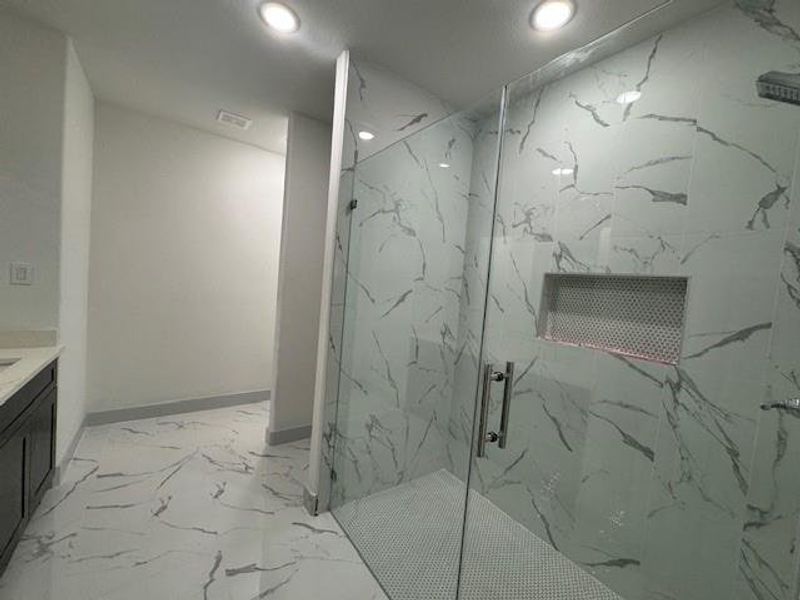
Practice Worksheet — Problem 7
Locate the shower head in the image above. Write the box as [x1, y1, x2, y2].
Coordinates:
[756, 71, 800, 106]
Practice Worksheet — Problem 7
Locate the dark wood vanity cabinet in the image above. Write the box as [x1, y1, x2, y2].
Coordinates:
[0, 360, 57, 574]
[0, 432, 25, 571]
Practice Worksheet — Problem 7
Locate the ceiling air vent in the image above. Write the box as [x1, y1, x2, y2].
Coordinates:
[217, 109, 252, 130]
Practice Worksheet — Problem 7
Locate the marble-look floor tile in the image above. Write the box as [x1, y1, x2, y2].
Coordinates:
[0, 402, 387, 600]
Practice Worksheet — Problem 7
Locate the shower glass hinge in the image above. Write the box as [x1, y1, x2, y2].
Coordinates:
[348, 199, 358, 212]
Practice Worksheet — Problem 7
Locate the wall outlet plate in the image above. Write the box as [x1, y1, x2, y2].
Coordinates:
[9, 262, 34, 286]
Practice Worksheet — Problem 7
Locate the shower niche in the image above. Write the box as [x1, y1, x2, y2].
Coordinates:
[537, 273, 689, 365]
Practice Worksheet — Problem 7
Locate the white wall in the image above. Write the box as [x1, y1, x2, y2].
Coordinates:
[57, 40, 94, 463]
[0, 13, 66, 330]
[269, 113, 331, 442]
[0, 14, 94, 465]
[88, 103, 284, 412]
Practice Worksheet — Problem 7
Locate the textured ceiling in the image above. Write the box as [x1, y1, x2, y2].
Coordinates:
[1, 0, 726, 153]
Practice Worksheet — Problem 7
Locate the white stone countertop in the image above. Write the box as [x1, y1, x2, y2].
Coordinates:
[0, 346, 62, 407]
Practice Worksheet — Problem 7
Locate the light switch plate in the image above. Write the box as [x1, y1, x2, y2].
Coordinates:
[9, 262, 34, 286]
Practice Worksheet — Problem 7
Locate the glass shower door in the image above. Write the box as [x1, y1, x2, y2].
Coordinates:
[328, 90, 506, 600]
[459, 2, 800, 600]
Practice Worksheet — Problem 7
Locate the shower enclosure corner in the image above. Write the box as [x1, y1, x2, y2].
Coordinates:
[326, 2, 800, 599]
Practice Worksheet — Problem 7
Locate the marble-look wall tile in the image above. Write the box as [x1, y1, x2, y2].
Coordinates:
[569, 353, 665, 599]
[464, 2, 800, 600]
[468, 344, 595, 552]
[330, 104, 486, 507]
[326, 3, 800, 600]
[733, 157, 800, 599]
[639, 365, 761, 600]
[342, 58, 451, 171]
[735, 379, 800, 600]
[323, 58, 459, 512]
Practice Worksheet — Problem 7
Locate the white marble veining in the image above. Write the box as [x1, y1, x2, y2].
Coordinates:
[465, 3, 800, 599]
[341, 58, 451, 171]
[0, 402, 386, 600]
[324, 2, 800, 600]
[321, 57, 497, 517]
[0, 345, 62, 407]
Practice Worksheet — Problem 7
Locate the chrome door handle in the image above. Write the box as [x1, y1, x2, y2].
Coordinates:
[476, 362, 515, 457]
[497, 361, 515, 449]
[477, 364, 496, 458]
[761, 398, 800, 411]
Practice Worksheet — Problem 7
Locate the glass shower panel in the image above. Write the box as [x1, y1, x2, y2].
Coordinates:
[329, 91, 505, 600]
[459, 1, 800, 599]
[327, 4, 800, 600]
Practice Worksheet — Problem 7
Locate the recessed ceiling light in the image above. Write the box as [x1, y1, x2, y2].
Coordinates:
[616, 90, 642, 105]
[552, 167, 574, 176]
[531, 0, 576, 31]
[358, 130, 375, 141]
[259, 2, 300, 34]
[438, 162, 451, 169]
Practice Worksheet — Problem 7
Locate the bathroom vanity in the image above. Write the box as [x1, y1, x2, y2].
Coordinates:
[0, 352, 59, 574]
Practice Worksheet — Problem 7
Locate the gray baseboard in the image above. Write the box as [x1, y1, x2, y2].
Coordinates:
[54, 419, 86, 485]
[268, 423, 312, 445]
[86, 390, 270, 426]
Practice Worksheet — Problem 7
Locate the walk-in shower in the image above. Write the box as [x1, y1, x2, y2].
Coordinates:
[324, 0, 800, 598]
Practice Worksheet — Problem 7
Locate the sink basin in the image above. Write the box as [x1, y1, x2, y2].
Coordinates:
[0, 358, 20, 373]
